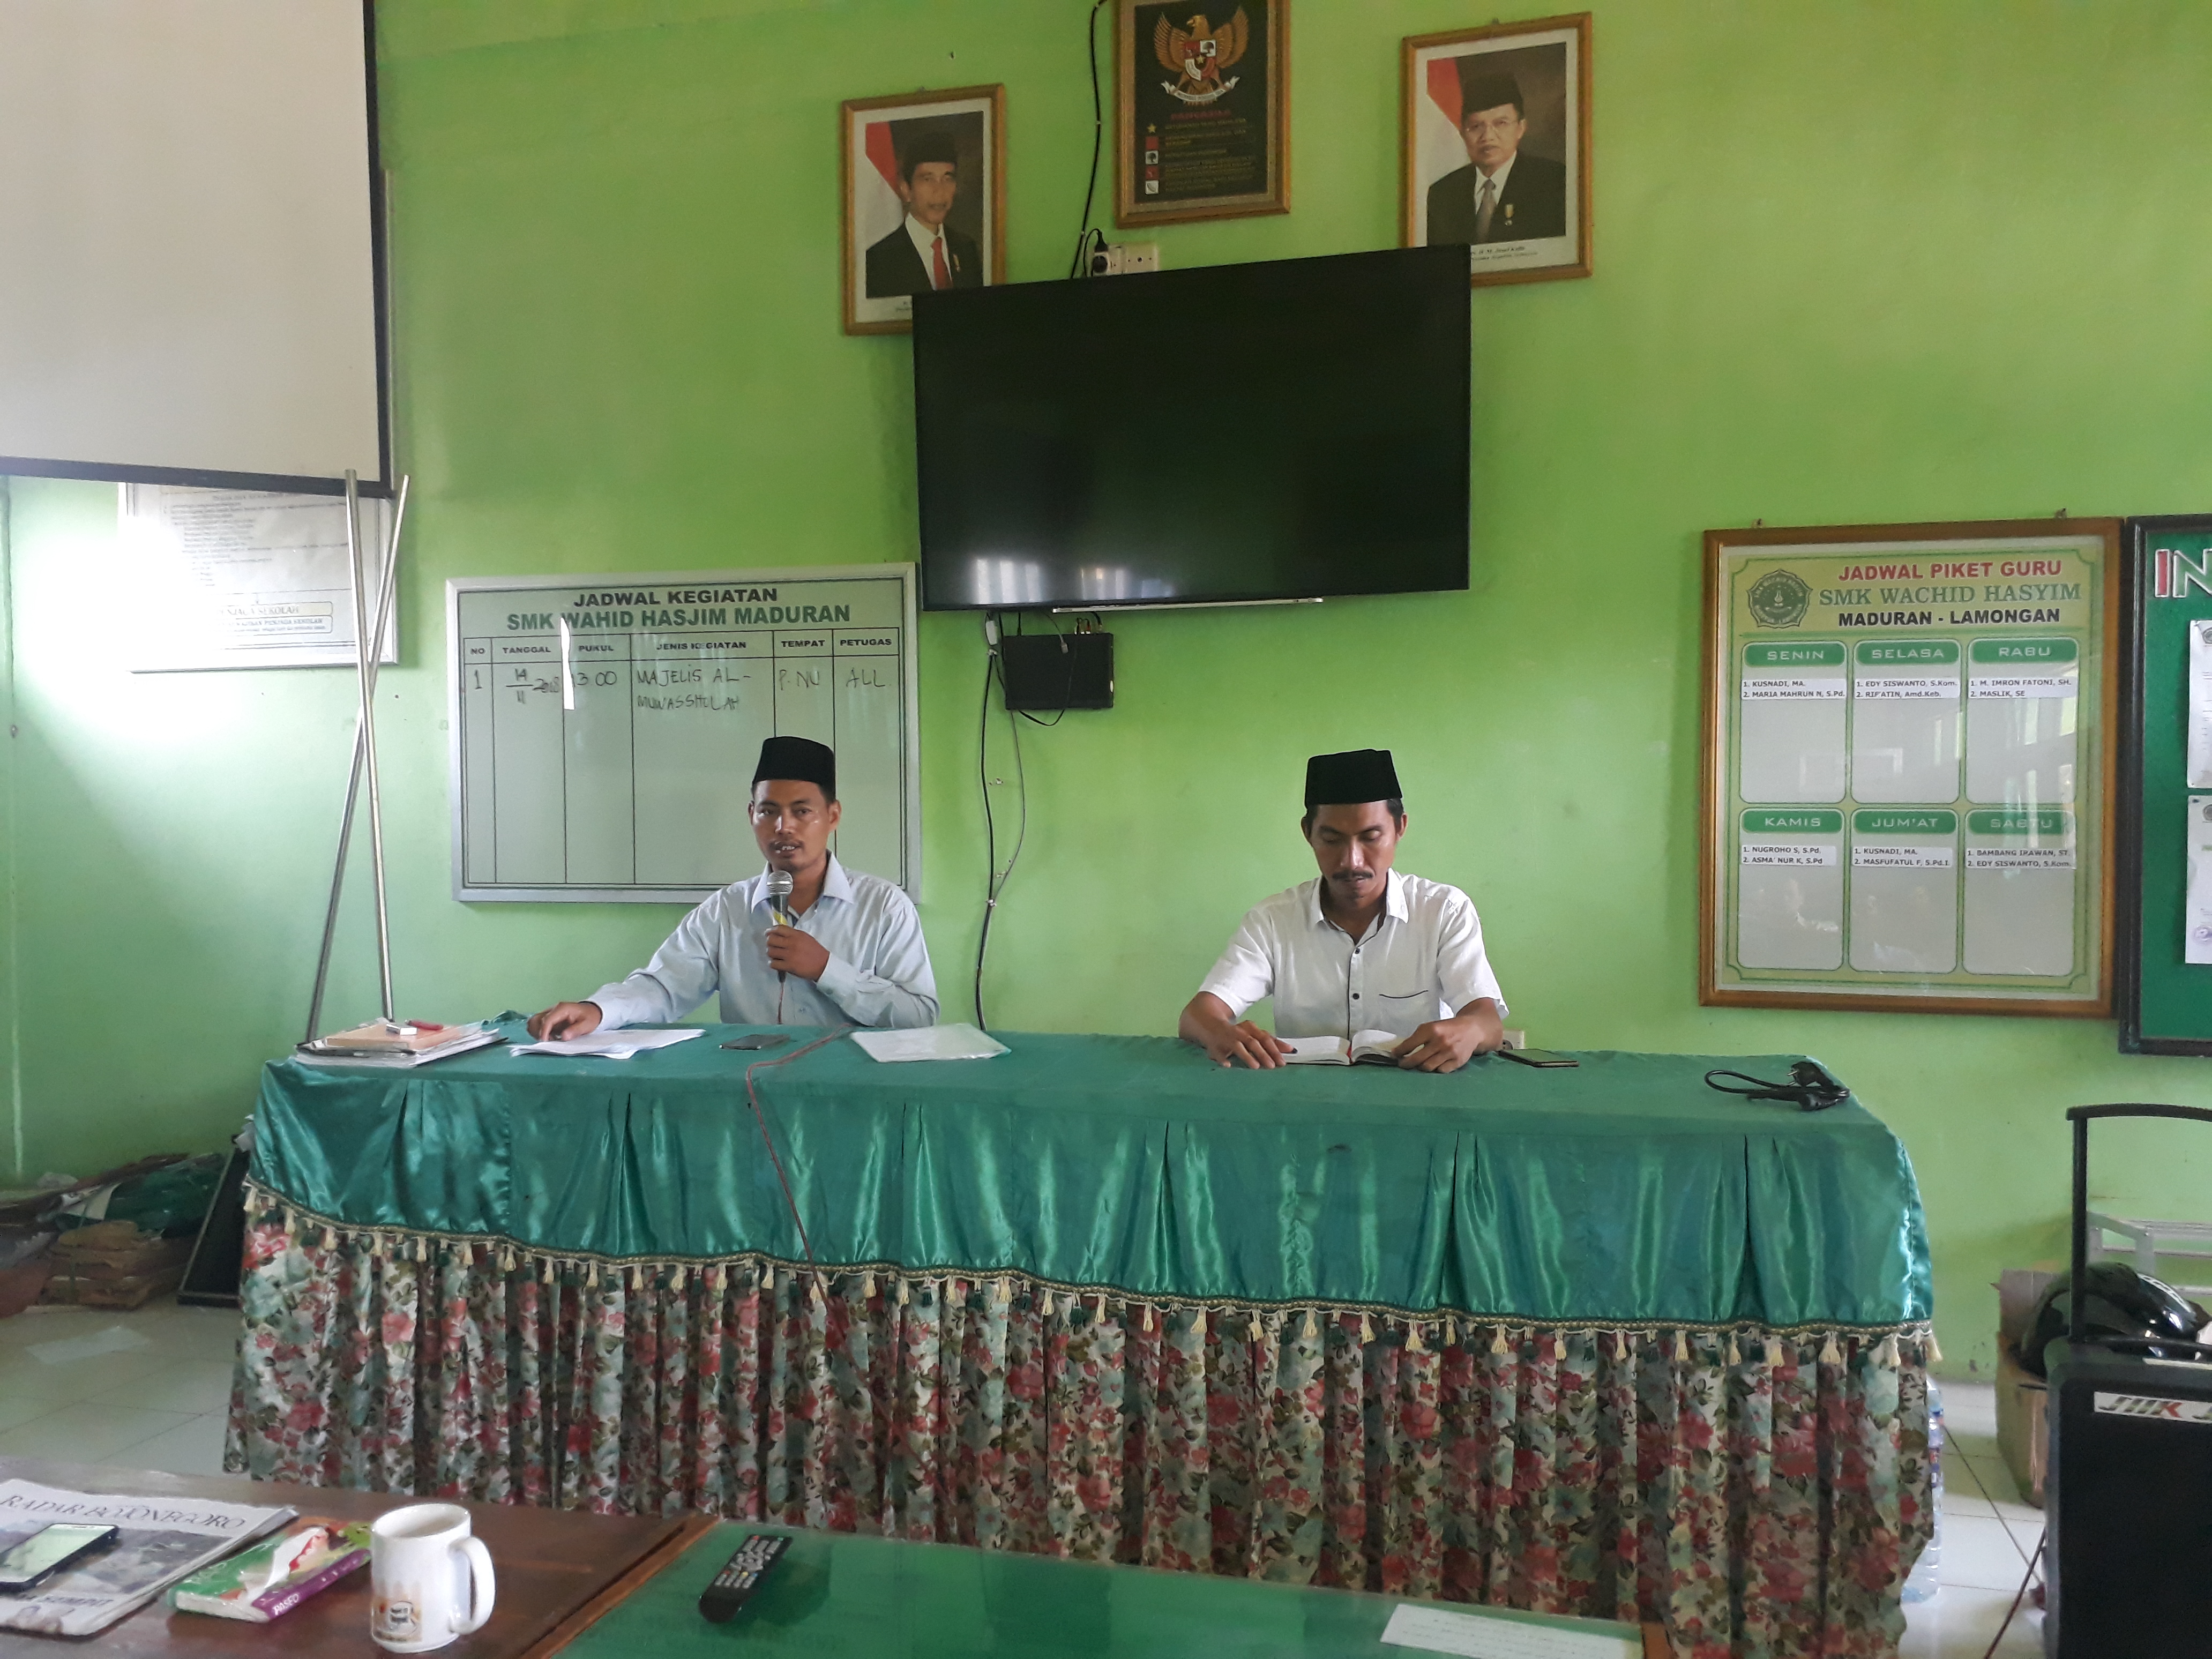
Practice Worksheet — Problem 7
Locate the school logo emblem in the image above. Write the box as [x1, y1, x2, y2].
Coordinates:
[1747, 569, 1811, 629]
[1155, 9, 1250, 104]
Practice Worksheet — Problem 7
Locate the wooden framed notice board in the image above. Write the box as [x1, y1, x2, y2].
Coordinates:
[2118, 515, 2212, 1052]
[1701, 519, 2120, 1015]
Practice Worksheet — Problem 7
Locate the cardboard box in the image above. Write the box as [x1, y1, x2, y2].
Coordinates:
[1994, 1264, 2058, 1508]
[41, 1222, 191, 1310]
[1996, 1340, 2047, 1506]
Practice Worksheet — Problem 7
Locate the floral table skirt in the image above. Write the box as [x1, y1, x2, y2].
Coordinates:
[226, 1201, 1931, 1659]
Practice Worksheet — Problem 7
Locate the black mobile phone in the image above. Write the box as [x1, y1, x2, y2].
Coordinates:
[0, 1523, 118, 1593]
[721, 1033, 790, 1051]
[1497, 1047, 1578, 1068]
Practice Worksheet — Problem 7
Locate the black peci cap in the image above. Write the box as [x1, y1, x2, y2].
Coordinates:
[897, 129, 959, 182]
[1304, 748, 1402, 808]
[753, 736, 837, 798]
[1456, 65, 1525, 119]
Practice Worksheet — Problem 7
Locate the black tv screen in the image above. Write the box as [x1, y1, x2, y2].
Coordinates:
[912, 246, 1470, 611]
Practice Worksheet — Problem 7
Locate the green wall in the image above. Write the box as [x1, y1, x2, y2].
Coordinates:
[8, 0, 2212, 1374]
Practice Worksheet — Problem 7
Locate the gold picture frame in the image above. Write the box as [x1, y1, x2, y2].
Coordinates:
[1700, 518, 2121, 1017]
[1115, 0, 1289, 227]
[1401, 13, 1592, 288]
[840, 84, 1006, 337]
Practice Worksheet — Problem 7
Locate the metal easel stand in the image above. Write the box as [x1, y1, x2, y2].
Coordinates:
[186, 473, 409, 1309]
[303, 470, 408, 1041]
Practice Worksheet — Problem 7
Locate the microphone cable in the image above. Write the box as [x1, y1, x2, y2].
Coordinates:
[742, 1026, 849, 1266]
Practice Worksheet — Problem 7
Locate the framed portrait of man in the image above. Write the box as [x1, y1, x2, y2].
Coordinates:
[840, 85, 1005, 336]
[1401, 14, 1591, 288]
[1115, 0, 1289, 227]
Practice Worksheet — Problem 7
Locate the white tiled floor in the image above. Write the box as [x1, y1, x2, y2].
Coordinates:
[0, 1308, 2045, 1655]
[0, 1296, 241, 1476]
[1904, 1380, 2047, 1658]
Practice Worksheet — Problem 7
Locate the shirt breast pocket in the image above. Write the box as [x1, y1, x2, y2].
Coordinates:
[1374, 989, 1430, 1002]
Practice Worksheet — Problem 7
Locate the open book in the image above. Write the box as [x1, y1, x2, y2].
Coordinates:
[1280, 1030, 1405, 1066]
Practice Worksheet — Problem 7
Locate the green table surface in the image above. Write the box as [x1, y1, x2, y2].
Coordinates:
[252, 1024, 1931, 1329]
[562, 1522, 1649, 1658]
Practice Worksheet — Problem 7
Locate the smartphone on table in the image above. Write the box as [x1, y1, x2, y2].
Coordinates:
[0, 1523, 118, 1592]
[1497, 1047, 1578, 1068]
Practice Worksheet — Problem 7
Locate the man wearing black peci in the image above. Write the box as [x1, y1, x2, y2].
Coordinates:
[1178, 748, 1507, 1072]
[527, 736, 937, 1037]
[1426, 68, 1568, 246]
[864, 131, 983, 299]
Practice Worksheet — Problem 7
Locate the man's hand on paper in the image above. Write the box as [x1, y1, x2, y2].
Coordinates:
[527, 1001, 603, 1041]
[1391, 1001, 1503, 1073]
[765, 926, 831, 982]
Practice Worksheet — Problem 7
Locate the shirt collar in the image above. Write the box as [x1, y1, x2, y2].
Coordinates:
[904, 213, 945, 264]
[1477, 152, 1517, 197]
[1303, 871, 1409, 929]
[754, 855, 851, 911]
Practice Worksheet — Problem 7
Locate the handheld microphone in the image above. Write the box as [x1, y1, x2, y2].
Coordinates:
[765, 869, 795, 983]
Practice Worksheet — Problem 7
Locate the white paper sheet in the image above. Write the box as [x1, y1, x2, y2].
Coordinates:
[2187, 795, 2212, 965]
[1380, 1602, 1640, 1659]
[2192, 624, 2212, 789]
[509, 1028, 705, 1060]
[850, 1024, 1008, 1063]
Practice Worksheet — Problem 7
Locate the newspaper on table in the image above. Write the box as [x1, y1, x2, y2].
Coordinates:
[0, 1480, 293, 1636]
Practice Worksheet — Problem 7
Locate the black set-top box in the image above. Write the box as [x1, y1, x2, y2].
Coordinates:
[999, 632, 1114, 712]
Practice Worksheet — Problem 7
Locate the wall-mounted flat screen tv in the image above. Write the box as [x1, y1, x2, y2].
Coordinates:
[912, 245, 1470, 612]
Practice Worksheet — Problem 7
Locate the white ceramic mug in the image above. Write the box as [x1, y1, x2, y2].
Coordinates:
[369, 1503, 496, 1653]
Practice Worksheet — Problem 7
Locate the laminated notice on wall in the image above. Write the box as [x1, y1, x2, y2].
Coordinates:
[123, 484, 397, 672]
[2187, 796, 2212, 966]
[2189, 622, 2212, 788]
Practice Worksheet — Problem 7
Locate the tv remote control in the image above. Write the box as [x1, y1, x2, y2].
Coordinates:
[698, 1532, 791, 1623]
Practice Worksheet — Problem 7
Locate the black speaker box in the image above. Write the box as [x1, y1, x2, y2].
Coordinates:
[999, 633, 1113, 712]
[2046, 1103, 2212, 1658]
[2046, 1341, 2212, 1655]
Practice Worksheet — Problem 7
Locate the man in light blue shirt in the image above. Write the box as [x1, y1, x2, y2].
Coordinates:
[527, 736, 937, 1036]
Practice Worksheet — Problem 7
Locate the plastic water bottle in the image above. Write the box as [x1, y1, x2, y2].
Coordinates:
[1903, 1381, 1944, 1603]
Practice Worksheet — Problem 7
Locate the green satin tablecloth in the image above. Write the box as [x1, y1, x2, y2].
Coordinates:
[250, 1025, 1931, 1332]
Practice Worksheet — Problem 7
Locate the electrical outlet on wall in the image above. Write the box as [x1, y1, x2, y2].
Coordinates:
[1086, 241, 1161, 277]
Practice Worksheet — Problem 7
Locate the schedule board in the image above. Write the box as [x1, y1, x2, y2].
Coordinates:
[1701, 520, 2118, 1014]
[447, 565, 918, 903]
[2118, 517, 2212, 1051]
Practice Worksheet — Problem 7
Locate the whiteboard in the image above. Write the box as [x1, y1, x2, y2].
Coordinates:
[447, 566, 920, 903]
[122, 485, 396, 672]
[0, 0, 383, 490]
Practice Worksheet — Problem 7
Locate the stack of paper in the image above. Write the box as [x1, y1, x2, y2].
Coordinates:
[850, 1024, 1009, 1063]
[295, 1021, 502, 1068]
[509, 1028, 706, 1061]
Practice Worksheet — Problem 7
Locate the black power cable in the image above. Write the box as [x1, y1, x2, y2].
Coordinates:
[1068, 0, 1112, 278]
[973, 617, 1032, 1030]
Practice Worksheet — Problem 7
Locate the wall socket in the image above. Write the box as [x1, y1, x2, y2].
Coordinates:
[1087, 241, 1161, 277]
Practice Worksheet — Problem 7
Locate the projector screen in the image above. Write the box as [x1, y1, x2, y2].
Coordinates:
[0, 0, 385, 494]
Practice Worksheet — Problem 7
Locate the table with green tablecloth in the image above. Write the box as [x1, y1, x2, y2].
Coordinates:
[226, 1025, 1935, 1659]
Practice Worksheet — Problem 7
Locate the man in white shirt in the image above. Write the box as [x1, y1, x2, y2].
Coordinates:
[1177, 748, 1506, 1071]
[527, 736, 938, 1037]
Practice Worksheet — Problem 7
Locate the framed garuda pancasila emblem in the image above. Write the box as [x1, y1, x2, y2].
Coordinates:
[1115, 1, 1289, 227]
